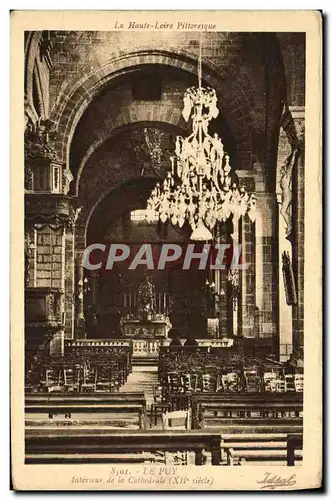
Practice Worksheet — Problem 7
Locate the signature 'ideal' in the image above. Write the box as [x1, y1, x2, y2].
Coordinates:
[257, 472, 297, 490]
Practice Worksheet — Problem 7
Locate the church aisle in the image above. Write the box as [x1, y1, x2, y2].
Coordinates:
[120, 364, 158, 408]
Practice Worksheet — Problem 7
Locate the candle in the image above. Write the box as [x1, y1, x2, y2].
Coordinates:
[170, 156, 175, 175]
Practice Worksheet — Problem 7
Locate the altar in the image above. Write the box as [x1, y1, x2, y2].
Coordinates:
[121, 317, 170, 338]
[118, 276, 171, 358]
[120, 316, 170, 359]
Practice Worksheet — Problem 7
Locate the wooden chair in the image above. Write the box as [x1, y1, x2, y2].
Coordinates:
[201, 374, 216, 392]
[81, 366, 97, 392]
[181, 373, 197, 393]
[294, 374, 304, 392]
[95, 366, 112, 393]
[167, 373, 183, 397]
[63, 366, 80, 392]
[244, 373, 262, 393]
[263, 372, 278, 392]
[274, 379, 286, 393]
[162, 409, 192, 430]
[216, 374, 224, 392]
[44, 367, 63, 393]
[285, 374, 296, 392]
[221, 373, 240, 392]
[150, 385, 172, 427]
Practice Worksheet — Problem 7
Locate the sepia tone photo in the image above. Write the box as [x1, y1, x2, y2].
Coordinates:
[11, 10, 322, 491]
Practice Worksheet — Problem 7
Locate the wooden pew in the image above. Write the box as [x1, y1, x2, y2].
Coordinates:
[220, 433, 303, 466]
[25, 428, 303, 466]
[25, 429, 223, 465]
[191, 392, 303, 402]
[287, 433, 303, 466]
[190, 392, 303, 429]
[25, 393, 146, 429]
[25, 392, 146, 409]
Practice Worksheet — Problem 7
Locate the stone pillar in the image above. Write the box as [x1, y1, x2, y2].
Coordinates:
[276, 193, 293, 361]
[25, 194, 77, 361]
[254, 200, 264, 337]
[25, 228, 37, 287]
[64, 225, 75, 339]
[24, 113, 77, 360]
[34, 224, 65, 288]
[90, 271, 98, 307]
[291, 110, 305, 365]
[75, 251, 84, 321]
[277, 105, 305, 366]
[232, 221, 239, 337]
[254, 193, 279, 340]
[214, 222, 231, 338]
[235, 175, 256, 339]
[238, 215, 256, 338]
[84, 270, 99, 338]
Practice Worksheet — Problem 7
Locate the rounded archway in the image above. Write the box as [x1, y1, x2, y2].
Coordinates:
[52, 48, 254, 168]
[84, 178, 209, 338]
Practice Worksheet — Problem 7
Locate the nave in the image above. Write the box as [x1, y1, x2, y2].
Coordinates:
[24, 29, 306, 469]
[25, 342, 303, 466]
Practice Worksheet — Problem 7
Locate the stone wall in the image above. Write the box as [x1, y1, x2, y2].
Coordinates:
[48, 31, 285, 173]
[36, 226, 64, 288]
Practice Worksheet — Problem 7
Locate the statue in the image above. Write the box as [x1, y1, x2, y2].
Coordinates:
[137, 275, 155, 320]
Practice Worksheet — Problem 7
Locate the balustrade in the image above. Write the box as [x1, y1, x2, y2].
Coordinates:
[132, 338, 161, 357]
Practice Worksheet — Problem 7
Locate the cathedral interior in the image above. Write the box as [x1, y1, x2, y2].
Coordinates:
[24, 30, 305, 466]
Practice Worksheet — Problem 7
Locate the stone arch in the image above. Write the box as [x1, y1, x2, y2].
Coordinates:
[80, 177, 157, 248]
[50, 48, 254, 166]
[25, 32, 43, 102]
[75, 104, 188, 195]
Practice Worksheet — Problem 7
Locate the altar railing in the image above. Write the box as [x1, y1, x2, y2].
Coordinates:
[64, 338, 234, 360]
[66, 339, 131, 348]
[65, 338, 162, 358]
[131, 337, 161, 357]
[162, 338, 234, 348]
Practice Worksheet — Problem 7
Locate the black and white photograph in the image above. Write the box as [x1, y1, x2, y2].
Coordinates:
[11, 10, 322, 491]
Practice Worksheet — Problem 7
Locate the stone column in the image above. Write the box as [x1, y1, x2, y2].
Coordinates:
[253, 193, 279, 340]
[25, 194, 77, 364]
[73, 249, 86, 340]
[75, 251, 84, 321]
[64, 225, 75, 339]
[85, 270, 99, 338]
[277, 105, 305, 366]
[232, 221, 239, 337]
[276, 187, 293, 361]
[291, 110, 305, 365]
[25, 228, 37, 287]
[235, 175, 256, 339]
[213, 222, 231, 338]
[238, 215, 256, 338]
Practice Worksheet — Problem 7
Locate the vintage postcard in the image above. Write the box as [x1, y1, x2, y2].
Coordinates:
[11, 10, 322, 490]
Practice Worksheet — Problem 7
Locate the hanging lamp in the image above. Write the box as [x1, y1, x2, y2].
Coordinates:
[146, 34, 256, 240]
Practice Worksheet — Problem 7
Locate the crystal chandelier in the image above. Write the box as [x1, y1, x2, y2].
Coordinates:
[146, 37, 256, 241]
